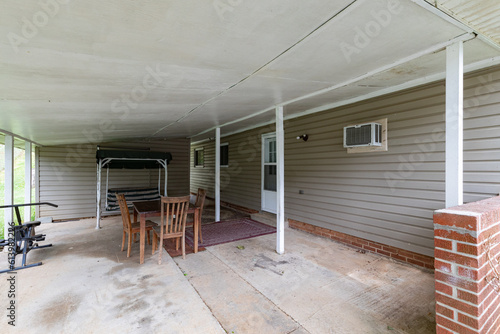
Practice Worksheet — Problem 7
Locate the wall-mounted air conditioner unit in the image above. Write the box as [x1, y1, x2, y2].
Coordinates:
[343, 122, 382, 148]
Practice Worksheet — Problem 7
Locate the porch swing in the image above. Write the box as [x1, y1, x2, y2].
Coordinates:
[95, 149, 173, 229]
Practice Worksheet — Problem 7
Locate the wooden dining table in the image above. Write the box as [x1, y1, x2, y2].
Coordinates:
[133, 199, 201, 264]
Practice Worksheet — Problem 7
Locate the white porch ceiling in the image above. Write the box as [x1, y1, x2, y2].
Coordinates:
[1, 0, 499, 146]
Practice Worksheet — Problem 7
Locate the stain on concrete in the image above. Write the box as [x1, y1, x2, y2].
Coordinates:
[115, 299, 150, 315]
[113, 278, 135, 289]
[254, 255, 288, 275]
[38, 292, 82, 328]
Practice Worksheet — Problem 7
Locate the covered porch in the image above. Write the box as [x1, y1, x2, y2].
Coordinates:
[0, 214, 435, 333]
[2, 0, 500, 332]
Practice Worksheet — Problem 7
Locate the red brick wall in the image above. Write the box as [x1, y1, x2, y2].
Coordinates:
[288, 219, 434, 270]
[434, 196, 500, 334]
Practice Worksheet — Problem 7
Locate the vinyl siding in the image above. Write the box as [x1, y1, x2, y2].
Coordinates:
[190, 65, 500, 257]
[39, 139, 190, 220]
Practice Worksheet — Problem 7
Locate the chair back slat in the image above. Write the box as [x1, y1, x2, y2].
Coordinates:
[160, 195, 190, 236]
[116, 193, 131, 230]
[191, 188, 206, 225]
[195, 188, 206, 214]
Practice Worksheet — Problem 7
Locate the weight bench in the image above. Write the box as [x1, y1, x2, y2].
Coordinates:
[0, 202, 58, 274]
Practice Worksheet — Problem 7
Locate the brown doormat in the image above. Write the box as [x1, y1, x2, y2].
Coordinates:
[161, 238, 206, 258]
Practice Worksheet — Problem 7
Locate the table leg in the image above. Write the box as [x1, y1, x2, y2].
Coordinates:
[193, 208, 199, 253]
[140, 215, 146, 264]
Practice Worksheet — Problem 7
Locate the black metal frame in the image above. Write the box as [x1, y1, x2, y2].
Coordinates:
[0, 202, 58, 274]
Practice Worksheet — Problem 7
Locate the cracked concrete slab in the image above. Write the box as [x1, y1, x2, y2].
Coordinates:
[175, 228, 435, 334]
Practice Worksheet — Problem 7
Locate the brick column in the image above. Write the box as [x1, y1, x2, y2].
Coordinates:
[434, 196, 500, 333]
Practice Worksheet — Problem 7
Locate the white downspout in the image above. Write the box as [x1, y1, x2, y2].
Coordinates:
[96, 161, 102, 229]
[215, 127, 221, 222]
[24, 142, 32, 221]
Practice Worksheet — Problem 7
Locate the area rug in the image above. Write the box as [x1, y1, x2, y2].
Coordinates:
[185, 218, 276, 248]
[161, 238, 206, 258]
[199, 205, 250, 224]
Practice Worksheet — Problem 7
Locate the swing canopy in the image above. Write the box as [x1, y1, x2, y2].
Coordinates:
[96, 149, 172, 168]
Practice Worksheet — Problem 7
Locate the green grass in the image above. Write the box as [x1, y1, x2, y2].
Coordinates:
[0, 145, 36, 239]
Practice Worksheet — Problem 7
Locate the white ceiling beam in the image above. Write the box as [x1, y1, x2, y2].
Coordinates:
[411, 0, 500, 51]
[192, 54, 500, 143]
[191, 32, 475, 139]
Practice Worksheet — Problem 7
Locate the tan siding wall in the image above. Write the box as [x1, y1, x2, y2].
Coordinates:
[284, 84, 447, 257]
[39, 146, 96, 219]
[463, 68, 500, 201]
[191, 66, 500, 257]
[39, 139, 190, 220]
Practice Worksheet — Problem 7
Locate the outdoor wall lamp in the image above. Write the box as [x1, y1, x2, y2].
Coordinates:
[296, 134, 308, 141]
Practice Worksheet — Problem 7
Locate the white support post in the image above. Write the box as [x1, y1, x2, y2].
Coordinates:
[96, 162, 101, 229]
[4, 135, 14, 242]
[35, 146, 40, 218]
[24, 142, 32, 221]
[276, 106, 285, 254]
[445, 41, 464, 208]
[215, 127, 221, 222]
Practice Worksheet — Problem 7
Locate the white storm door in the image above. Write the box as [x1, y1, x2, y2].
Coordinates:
[262, 134, 277, 214]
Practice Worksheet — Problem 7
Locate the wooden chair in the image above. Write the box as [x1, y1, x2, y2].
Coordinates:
[152, 195, 190, 263]
[187, 188, 206, 243]
[116, 193, 157, 258]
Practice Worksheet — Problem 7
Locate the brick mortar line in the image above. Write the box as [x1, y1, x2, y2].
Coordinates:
[435, 286, 480, 308]
[436, 250, 482, 260]
[477, 288, 500, 314]
[436, 300, 480, 321]
[435, 209, 481, 217]
[435, 271, 480, 284]
[436, 309, 478, 332]
[436, 257, 494, 271]
[436, 324, 459, 333]
[478, 296, 500, 332]
[436, 286, 500, 324]
[434, 223, 478, 237]
[437, 235, 500, 249]
[449, 285, 500, 311]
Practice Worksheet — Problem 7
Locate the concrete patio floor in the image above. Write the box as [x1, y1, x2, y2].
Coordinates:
[0, 215, 436, 334]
